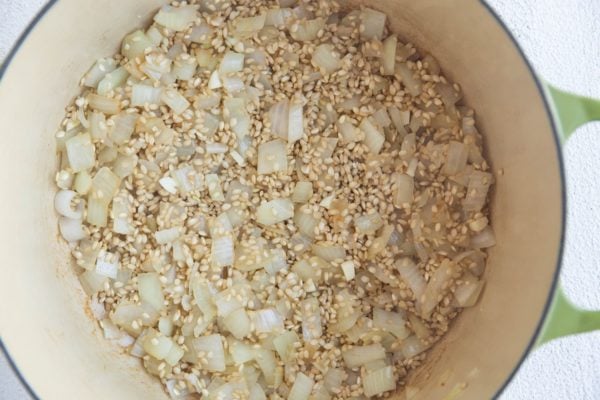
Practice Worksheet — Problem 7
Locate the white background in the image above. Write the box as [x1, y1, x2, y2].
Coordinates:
[1, 0, 600, 398]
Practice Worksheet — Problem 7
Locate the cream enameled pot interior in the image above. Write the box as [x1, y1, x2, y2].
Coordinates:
[0, 1, 562, 399]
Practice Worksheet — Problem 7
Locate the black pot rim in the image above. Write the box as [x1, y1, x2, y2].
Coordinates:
[0, 1, 566, 399]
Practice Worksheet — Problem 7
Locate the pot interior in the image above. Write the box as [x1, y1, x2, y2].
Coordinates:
[0, 0, 563, 399]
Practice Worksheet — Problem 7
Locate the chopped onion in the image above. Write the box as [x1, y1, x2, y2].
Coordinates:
[58, 217, 86, 242]
[340, 261, 356, 281]
[301, 297, 322, 341]
[269, 99, 290, 139]
[254, 348, 278, 385]
[400, 133, 416, 160]
[110, 112, 138, 145]
[161, 88, 190, 114]
[121, 30, 154, 60]
[219, 51, 245, 74]
[154, 227, 180, 244]
[66, 133, 95, 172]
[337, 118, 362, 143]
[421, 259, 455, 317]
[206, 173, 225, 201]
[360, 117, 385, 154]
[288, 372, 314, 400]
[131, 84, 162, 106]
[83, 58, 117, 88]
[55, 190, 83, 219]
[224, 98, 251, 139]
[363, 366, 396, 397]
[294, 209, 319, 239]
[400, 335, 430, 358]
[290, 18, 325, 42]
[192, 335, 226, 372]
[97, 67, 129, 96]
[311, 243, 346, 262]
[372, 108, 392, 129]
[171, 166, 203, 193]
[360, 8, 386, 40]
[257, 139, 288, 174]
[252, 308, 284, 333]
[342, 343, 385, 368]
[205, 142, 228, 154]
[88, 93, 120, 114]
[224, 308, 252, 339]
[111, 302, 160, 336]
[354, 212, 383, 234]
[443, 141, 469, 176]
[211, 235, 234, 267]
[86, 197, 108, 227]
[234, 14, 267, 38]
[154, 5, 197, 31]
[396, 63, 422, 97]
[470, 226, 496, 249]
[229, 338, 256, 364]
[381, 35, 397, 75]
[273, 330, 299, 361]
[196, 48, 218, 71]
[395, 258, 425, 299]
[112, 194, 133, 235]
[264, 248, 288, 275]
[195, 93, 221, 110]
[138, 272, 164, 311]
[463, 171, 493, 212]
[312, 44, 341, 74]
[113, 154, 138, 179]
[256, 198, 294, 225]
[173, 56, 197, 80]
[323, 368, 345, 393]
[266, 8, 293, 27]
[222, 76, 245, 93]
[79, 270, 107, 295]
[373, 308, 409, 339]
[287, 102, 304, 143]
[454, 273, 485, 307]
[388, 106, 409, 137]
[391, 173, 414, 207]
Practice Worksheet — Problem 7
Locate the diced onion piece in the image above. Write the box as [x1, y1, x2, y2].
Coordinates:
[88, 93, 120, 114]
[269, 99, 290, 139]
[224, 308, 252, 339]
[256, 198, 294, 225]
[288, 372, 314, 400]
[54, 190, 83, 219]
[154, 5, 197, 31]
[257, 139, 288, 174]
[173, 56, 197, 80]
[79, 270, 107, 295]
[112, 194, 133, 235]
[360, 8, 386, 40]
[224, 98, 251, 141]
[392, 173, 414, 207]
[192, 335, 226, 372]
[171, 166, 203, 193]
[206, 142, 228, 154]
[463, 171, 493, 212]
[294, 209, 319, 239]
[146, 25, 163, 46]
[368, 225, 394, 257]
[323, 368, 346, 393]
[354, 212, 383, 234]
[86, 197, 108, 227]
[90, 167, 121, 204]
[290, 18, 326, 42]
[400, 133, 416, 160]
[400, 335, 430, 358]
[340, 260, 356, 281]
[154, 227, 180, 244]
[273, 330, 299, 362]
[454, 273, 485, 307]
[121, 30, 154, 60]
[360, 117, 385, 154]
[58, 217, 86, 242]
[264, 248, 288, 275]
[211, 235, 234, 267]
[65, 133, 95, 172]
[131, 84, 162, 106]
[301, 297, 322, 341]
[234, 14, 267, 38]
[195, 93, 221, 110]
[372, 109, 392, 129]
[373, 308, 410, 339]
[190, 23, 213, 44]
[219, 51, 245, 74]
[138, 272, 164, 311]
[88, 112, 107, 141]
[388, 106, 409, 138]
[381, 35, 397, 75]
[164, 343, 184, 366]
[206, 173, 225, 201]
[223, 76, 245, 93]
[113, 154, 138, 179]
[196, 48, 218, 71]
[158, 177, 178, 194]
[288, 103, 304, 143]
[470, 226, 496, 249]
[252, 308, 284, 333]
[74, 171, 92, 195]
[110, 112, 138, 145]
[208, 70, 223, 89]
[421, 259, 455, 317]
[397, 63, 422, 97]
[97, 67, 129, 96]
[363, 366, 396, 397]
[292, 181, 313, 203]
[229, 338, 256, 364]
[443, 141, 469, 176]
[83, 58, 117, 88]
[337, 118, 362, 143]
[253, 348, 278, 385]
[266, 8, 293, 27]
[311, 243, 346, 262]
[161, 88, 190, 114]
[312, 44, 341, 74]
[342, 343, 385, 368]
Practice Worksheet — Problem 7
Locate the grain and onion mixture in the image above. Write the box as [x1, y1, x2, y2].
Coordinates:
[54, 0, 496, 398]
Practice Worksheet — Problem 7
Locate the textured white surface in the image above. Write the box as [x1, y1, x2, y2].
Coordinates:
[1, 0, 600, 399]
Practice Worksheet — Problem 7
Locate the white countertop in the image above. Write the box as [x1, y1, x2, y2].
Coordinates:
[2, 0, 600, 398]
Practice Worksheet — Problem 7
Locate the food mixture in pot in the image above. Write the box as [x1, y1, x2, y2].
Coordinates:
[53, 0, 495, 398]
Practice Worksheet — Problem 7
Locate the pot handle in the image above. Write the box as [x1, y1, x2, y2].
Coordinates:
[536, 83, 600, 346]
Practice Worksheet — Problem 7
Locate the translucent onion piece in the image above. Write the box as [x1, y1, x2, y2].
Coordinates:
[86, 197, 108, 227]
[442, 141, 469, 176]
[59, 217, 86, 242]
[360, 8, 386, 40]
[311, 243, 346, 262]
[66, 133, 95, 172]
[400, 335, 430, 358]
[454, 273, 485, 307]
[121, 30, 154, 60]
[290, 18, 325, 42]
[173, 56, 197, 80]
[97, 67, 129, 96]
[110, 112, 138, 145]
[252, 308, 284, 333]
[354, 212, 383, 234]
[400, 133, 416, 160]
[161, 88, 190, 114]
[388, 106, 409, 138]
[154, 227, 180, 244]
[294, 209, 319, 239]
[154, 5, 197, 31]
[111, 302, 160, 336]
[55, 190, 83, 219]
[342, 343, 385, 368]
[83, 58, 117, 89]
[113, 154, 138, 179]
[363, 366, 396, 397]
[340, 261, 355, 281]
[372, 108, 392, 128]
[229, 338, 256, 365]
[208, 70, 222, 89]
[312, 44, 341, 74]
[397, 63, 422, 97]
[392, 173, 414, 207]
[223, 76, 245, 93]
[254, 348, 278, 385]
[138, 272, 164, 311]
[192, 335, 226, 372]
[470, 226, 496, 249]
[360, 117, 385, 154]
[292, 181, 313, 203]
[171, 166, 203, 193]
[224, 308, 252, 339]
[219, 51, 245, 74]
[224, 98, 251, 139]
[301, 297, 322, 341]
[195, 93, 221, 110]
[234, 14, 267, 38]
[269, 99, 290, 139]
[273, 330, 299, 362]
[265, 8, 293, 27]
[463, 171, 493, 212]
[373, 308, 410, 339]
[367, 225, 394, 258]
[381, 35, 397, 75]
[206, 173, 225, 201]
[421, 259, 456, 317]
[337, 118, 362, 143]
[249, 383, 267, 400]
[256, 198, 294, 225]
[211, 235, 234, 267]
[288, 372, 314, 400]
[323, 368, 346, 393]
[131, 84, 162, 106]
[88, 93, 121, 114]
[264, 248, 288, 275]
[288, 103, 304, 143]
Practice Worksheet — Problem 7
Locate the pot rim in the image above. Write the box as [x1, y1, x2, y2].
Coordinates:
[0, 1, 566, 399]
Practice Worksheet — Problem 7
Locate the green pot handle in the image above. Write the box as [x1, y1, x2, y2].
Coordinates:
[536, 83, 600, 346]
